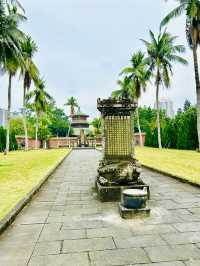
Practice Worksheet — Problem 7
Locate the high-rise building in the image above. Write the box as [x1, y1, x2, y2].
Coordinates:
[0, 108, 7, 127]
[154, 98, 175, 118]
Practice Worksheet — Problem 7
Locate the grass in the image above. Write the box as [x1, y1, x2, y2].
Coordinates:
[0, 149, 70, 221]
[135, 147, 200, 185]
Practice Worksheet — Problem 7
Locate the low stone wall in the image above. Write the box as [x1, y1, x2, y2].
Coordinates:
[16, 136, 41, 149]
[16, 134, 146, 149]
[48, 137, 78, 148]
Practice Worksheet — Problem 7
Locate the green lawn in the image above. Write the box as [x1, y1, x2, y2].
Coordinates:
[0, 149, 70, 221]
[135, 147, 200, 185]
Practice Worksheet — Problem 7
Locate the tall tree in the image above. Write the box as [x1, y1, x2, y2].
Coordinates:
[161, 0, 200, 150]
[20, 36, 39, 151]
[65, 97, 79, 137]
[120, 51, 151, 146]
[0, 2, 26, 154]
[65, 97, 78, 116]
[4, 55, 19, 154]
[112, 77, 134, 100]
[26, 78, 52, 149]
[141, 30, 187, 148]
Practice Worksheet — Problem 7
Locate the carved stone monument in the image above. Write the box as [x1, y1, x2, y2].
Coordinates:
[96, 98, 149, 202]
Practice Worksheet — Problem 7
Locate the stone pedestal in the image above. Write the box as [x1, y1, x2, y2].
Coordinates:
[96, 98, 149, 202]
[96, 180, 150, 202]
[119, 204, 151, 219]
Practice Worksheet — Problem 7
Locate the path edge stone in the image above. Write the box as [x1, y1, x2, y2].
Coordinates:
[0, 149, 72, 235]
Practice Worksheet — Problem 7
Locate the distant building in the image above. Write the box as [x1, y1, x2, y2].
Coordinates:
[154, 98, 174, 118]
[71, 107, 90, 137]
[0, 108, 7, 127]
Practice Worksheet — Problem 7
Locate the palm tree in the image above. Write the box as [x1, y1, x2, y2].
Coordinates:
[65, 97, 78, 116]
[112, 77, 134, 100]
[26, 78, 52, 149]
[6, 0, 24, 11]
[161, 0, 200, 150]
[120, 51, 151, 146]
[20, 36, 39, 151]
[4, 56, 20, 154]
[141, 30, 187, 148]
[64, 97, 78, 137]
[0, 3, 26, 154]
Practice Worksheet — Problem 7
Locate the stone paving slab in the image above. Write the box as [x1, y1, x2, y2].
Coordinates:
[63, 237, 115, 253]
[185, 260, 200, 266]
[89, 247, 150, 265]
[28, 253, 90, 266]
[133, 262, 185, 266]
[145, 244, 200, 262]
[0, 150, 200, 266]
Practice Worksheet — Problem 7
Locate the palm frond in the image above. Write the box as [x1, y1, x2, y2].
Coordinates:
[160, 3, 186, 27]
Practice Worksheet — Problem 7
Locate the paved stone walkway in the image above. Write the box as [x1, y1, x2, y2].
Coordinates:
[0, 150, 200, 266]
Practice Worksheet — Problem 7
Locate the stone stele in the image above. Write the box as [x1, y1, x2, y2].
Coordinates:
[96, 98, 148, 202]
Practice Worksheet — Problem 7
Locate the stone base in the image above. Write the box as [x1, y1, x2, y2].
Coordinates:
[96, 180, 150, 202]
[119, 203, 151, 219]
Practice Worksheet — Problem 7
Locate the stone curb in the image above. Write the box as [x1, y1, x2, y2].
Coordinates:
[0, 149, 72, 235]
[142, 164, 200, 189]
[95, 148, 200, 189]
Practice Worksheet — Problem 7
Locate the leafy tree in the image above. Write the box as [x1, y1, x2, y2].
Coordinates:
[175, 106, 198, 149]
[48, 102, 71, 137]
[184, 99, 191, 111]
[0, 126, 6, 152]
[10, 117, 24, 135]
[0, 125, 18, 152]
[161, 0, 200, 150]
[91, 118, 102, 136]
[141, 30, 187, 148]
[26, 78, 53, 149]
[135, 104, 198, 150]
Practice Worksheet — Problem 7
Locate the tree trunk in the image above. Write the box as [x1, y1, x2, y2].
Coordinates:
[156, 71, 162, 149]
[23, 85, 29, 151]
[67, 121, 71, 137]
[192, 46, 200, 151]
[35, 116, 38, 149]
[5, 73, 12, 155]
[136, 107, 143, 147]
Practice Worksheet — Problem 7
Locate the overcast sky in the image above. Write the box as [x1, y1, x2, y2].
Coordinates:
[0, 0, 198, 118]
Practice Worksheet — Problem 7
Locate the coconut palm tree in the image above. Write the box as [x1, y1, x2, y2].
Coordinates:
[65, 97, 78, 116]
[26, 78, 52, 149]
[20, 36, 39, 151]
[7, 0, 24, 11]
[0, 3, 26, 154]
[4, 56, 20, 154]
[161, 0, 200, 150]
[120, 51, 151, 146]
[141, 30, 187, 148]
[112, 77, 134, 100]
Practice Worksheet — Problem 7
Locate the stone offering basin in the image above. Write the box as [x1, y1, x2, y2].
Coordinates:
[122, 189, 148, 209]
